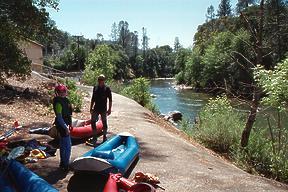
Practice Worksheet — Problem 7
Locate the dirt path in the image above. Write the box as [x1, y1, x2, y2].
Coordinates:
[30, 87, 288, 192]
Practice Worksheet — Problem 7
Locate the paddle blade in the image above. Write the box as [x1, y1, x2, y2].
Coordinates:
[7, 146, 25, 160]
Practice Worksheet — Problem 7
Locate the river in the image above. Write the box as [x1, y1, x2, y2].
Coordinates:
[150, 79, 210, 122]
[150, 79, 286, 128]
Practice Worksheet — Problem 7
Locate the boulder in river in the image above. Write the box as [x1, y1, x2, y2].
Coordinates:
[167, 111, 182, 122]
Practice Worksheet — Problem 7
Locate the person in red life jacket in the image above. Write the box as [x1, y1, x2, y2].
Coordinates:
[89, 74, 112, 146]
[53, 84, 72, 171]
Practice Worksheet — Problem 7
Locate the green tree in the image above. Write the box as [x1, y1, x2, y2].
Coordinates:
[39, 27, 71, 56]
[157, 45, 174, 77]
[144, 49, 158, 78]
[0, 0, 58, 82]
[229, 29, 254, 94]
[110, 45, 130, 80]
[255, 58, 288, 110]
[141, 27, 149, 77]
[129, 31, 139, 75]
[253, 58, 288, 181]
[174, 48, 189, 74]
[236, 0, 256, 13]
[142, 45, 174, 78]
[174, 37, 181, 52]
[184, 46, 202, 86]
[174, 49, 190, 84]
[142, 27, 149, 58]
[82, 44, 116, 85]
[48, 42, 87, 71]
[118, 21, 130, 50]
[121, 77, 152, 107]
[217, 0, 232, 17]
[110, 22, 118, 42]
[206, 5, 216, 22]
[96, 33, 104, 46]
[135, 55, 144, 77]
[201, 32, 233, 87]
[265, 0, 288, 63]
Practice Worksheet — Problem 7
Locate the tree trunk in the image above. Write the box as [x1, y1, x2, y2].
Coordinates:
[241, 88, 260, 147]
[240, 0, 264, 147]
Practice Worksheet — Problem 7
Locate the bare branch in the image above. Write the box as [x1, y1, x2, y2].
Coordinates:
[231, 51, 255, 68]
[262, 51, 273, 59]
[240, 12, 258, 42]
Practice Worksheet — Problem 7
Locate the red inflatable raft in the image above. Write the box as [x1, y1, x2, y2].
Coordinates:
[70, 118, 103, 139]
[103, 173, 156, 192]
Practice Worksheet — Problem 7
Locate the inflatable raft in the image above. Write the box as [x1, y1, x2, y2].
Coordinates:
[0, 175, 13, 192]
[70, 118, 103, 139]
[103, 173, 156, 192]
[1, 160, 58, 192]
[71, 132, 139, 174]
[49, 118, 103, 139]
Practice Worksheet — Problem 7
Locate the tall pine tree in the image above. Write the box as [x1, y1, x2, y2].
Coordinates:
[217, 0, 232, 17]
[206, 5, 215, 22]
[174, 37, 181, 52]
[236, 0, 256, 13]
[110, 22, 118, 42]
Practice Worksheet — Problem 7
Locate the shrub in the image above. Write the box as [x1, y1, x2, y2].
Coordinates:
[251, 58, 288, 182]
[270, 142, 288, 182]
[232, 128, 273, 175]
[121, 78, 151, 107]
[120, 77, 159, 114]
[146, 102, 160, 114]
[63, 78, 83, 112]
[175, 71, 185, 84]
[193, 95, 244, 153]
[180, 118, 193, 135]
[82, 69, 101, 86]
[107, 80, 125, 94]
[185, 91, 288, 182]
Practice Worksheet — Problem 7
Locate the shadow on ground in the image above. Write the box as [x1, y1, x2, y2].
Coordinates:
[67, 156, 139, 192]
[26, 159, 68, 185]
[67, 172, 108, 192]
[136, 138, 169, 162]
[40, 166, 69, 184]
[0, 85, 50, 105]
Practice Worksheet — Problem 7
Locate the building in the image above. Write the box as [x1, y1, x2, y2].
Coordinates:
[18, 39, 44, 73]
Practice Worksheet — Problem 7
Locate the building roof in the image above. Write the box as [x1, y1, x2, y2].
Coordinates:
[25, 39, 44, 47]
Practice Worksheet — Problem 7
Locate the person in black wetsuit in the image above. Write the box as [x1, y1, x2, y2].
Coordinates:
[53, 84, 72, 171]
[89, 74, 112, 146]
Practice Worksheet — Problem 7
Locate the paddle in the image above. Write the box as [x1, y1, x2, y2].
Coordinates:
[0, 121, 22, 141]
[7, 146, 25, 160]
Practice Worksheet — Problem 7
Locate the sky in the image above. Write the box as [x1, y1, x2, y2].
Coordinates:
[48, 0, 238, 48]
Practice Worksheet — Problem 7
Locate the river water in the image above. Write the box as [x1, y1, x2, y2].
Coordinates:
[150, 79, 288, 132]
[150, 79, 210, 122]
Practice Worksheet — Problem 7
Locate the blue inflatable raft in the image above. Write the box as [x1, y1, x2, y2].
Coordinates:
[0, 175, 14, 192]
[71, 132, 139, 174]
[2, 160, 58, 192]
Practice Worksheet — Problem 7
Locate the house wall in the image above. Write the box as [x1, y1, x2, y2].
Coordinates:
[19, 41, 44, 73]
